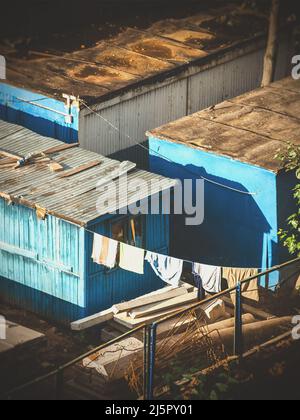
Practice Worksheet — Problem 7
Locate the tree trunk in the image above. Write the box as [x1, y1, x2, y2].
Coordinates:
[261, 0, 280, 87]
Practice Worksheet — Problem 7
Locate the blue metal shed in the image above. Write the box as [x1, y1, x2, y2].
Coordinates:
[0, 4, 293, 166]
[0, 120, 175, 324]
[147, 78, 300, 287]
[0, 83, 79, 143]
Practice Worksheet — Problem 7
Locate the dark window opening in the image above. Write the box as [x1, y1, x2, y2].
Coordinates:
[111, 215, 145, 249]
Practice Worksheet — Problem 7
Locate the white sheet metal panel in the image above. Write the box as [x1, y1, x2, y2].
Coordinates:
[80, 78, 187, 160]
[188, 49, 265, 113]
[79, 35, 292, 166]
[80, 104, 120, 158]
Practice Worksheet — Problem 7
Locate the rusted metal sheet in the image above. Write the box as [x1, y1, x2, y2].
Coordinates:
[148, 77, 300, 172]
[0, 5, 293, 161]
[1, 5, 271, 103]
[0, 120, 174, 324]
[0, 120, 176, 225]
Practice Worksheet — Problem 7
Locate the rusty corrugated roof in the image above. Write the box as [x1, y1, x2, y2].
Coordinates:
[1, 5, 269, 104]
[0, 120, 176, 225]
[147, 78, 300, 172]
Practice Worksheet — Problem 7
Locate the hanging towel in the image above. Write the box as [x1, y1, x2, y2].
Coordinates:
[119, 243, 145, 275]
[192, 263, 222, 293]
[92, 234, 103, 263]
[145, 252, 183, 287]
[222, 267, 259, 303]
[92, 234, 118, 269]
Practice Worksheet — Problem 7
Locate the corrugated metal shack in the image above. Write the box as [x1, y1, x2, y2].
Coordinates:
[0, 5, 293, 167]
[147, 77, 300, 286]
[0, 120, 175, 324]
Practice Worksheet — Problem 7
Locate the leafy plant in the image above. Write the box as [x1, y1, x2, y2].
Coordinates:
[276, 143, 300, 257]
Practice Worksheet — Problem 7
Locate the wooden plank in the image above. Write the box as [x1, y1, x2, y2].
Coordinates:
[0, 163, 17, 169]
[72, 284, 195, 331]
[43, 143, 79, 155]
[0, 150, 22, 160]
[49, 162, 64, 172]
[113, 305, 194, 329]
[201, 299, 226, 323]
[71, 308, 114, 331]
[129, 291, 199, 319]
[0, 157, 18, 165]
[60, 160, 102, 178]
[0, 240, 38, 260]
[113, 287, 188, 314]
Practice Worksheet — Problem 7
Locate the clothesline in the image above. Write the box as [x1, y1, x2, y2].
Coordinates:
[85, 225, 263, 270]
[80, 100, 258, 196]
[90, 229, 262, 296]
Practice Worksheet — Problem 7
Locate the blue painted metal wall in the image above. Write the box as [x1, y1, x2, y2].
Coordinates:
[0, 83, 79, 143]
[0, 197, 171, 323]
[0, 199, 86, 323]
[149, 137, 282, 286]
[85, 212, 169, 315]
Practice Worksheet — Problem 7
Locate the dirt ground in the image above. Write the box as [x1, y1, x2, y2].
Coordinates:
[0, 299, 104, 395]
[175, 334, 300, 400]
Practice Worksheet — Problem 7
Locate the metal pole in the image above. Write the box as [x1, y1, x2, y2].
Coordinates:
[143, 325, 149, 400]
[234, 283, 243, 356]
[3, 257, 299, 400]
[198, 276, 205, 301]
[147, 324, 157, 400]
[194, 274, 205, 302]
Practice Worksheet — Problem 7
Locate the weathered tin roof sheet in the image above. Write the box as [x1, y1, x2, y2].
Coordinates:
[0, 120, 176, 225]
[148, 78, 300, 172]
[1, 5, 269, 104]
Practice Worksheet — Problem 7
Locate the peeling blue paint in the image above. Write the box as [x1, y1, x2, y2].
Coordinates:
[0, 198, 170, 324]
[0, 83, 78, 142]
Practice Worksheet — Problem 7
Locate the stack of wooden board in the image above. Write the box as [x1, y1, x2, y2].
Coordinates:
[69, 285, 280, 393]
[71, 283, 230, 334]
[71, 283, 192, 331]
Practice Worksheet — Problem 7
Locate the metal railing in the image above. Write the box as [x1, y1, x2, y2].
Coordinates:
[143, 257, 300, 399]
[2, 257, 300, 401]
[2, 323, 148, 400]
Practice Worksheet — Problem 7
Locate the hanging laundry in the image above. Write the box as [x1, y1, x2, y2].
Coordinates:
[119, 243, 145, 275]
[193, 273, 205, 301]
[145, 252, 183, 287]
[192, 263, 222, 293]
[92, 234, 103, 263]
[222, 267, 259, 303]
[92, 233, 118, 269]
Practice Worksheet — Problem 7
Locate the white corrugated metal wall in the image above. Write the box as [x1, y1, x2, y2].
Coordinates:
[79, 34, 293, 167]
